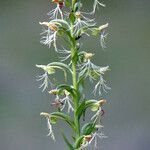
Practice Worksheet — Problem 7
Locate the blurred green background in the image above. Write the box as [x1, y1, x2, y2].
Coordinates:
[0, 0, 150, 149]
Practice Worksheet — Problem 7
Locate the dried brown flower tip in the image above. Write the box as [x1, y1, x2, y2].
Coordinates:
[98, 99, 107, 106]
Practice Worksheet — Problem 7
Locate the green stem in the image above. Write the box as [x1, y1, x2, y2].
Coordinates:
[71, 47, 80, 138]
[72, 0, 76, 8]
[70, 0, 80, 138]
[70, 32, 80, 138]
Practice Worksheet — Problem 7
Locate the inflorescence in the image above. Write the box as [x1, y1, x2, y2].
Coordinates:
[36, 0, 110, 149]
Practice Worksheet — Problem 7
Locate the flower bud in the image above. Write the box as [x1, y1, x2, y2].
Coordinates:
[95, 124, 104, 129]
[40, 112, 50, 118]
[98, 99, 107, 106]
[49, 24, 58, 32]
[84, 52, 94, 60]
[75, 11, 81, 19]
[52, 0, 64, 8]
[36, 64, 56, 74]
[63, 90, 70, 96]
[91, 102, 99, 111]
[40, 112, 57, 124]
[39, 22, 58, 32]
[92, 23, 109, 36]
[84, 135, 92, 142]
[49, 89, 60, 95]
[52, 0, 63, 3]
[52, 0, 59, 3]
[98, 23, 109, 31]
[91, 99, 107, 111]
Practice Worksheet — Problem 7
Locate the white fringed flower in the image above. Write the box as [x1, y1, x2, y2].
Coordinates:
[80, 135, 93, 150]
[40, 112, 55, 141]
[74, 11, 96, 34]
[92, 131, 108, 149]
[47, 0, 64, 19]
[36, 72, 50, 92]
[36, 64, 55, 92]
[57, 47, 71, 62]
[39, 22, 60, 51]
[100, 30, 108, 49]
[80, 130, 107, 150]
[46, 117, 55, 140]
[91, 0, 106, 14]
[79, 52, 110, 95]
[89, 125, 107, 149]
[79, 52, 96, 79]
[79, 52, 109, 84]
[49, 89, 74, 113]
[93, 75, 111, 95]
[60, 90, 74, 113]
[91, 99, 107, 122]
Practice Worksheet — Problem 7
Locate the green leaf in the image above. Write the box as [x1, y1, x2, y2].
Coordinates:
[65, 0, 71, 7]
[85, 100, 97, 109]
[72, 50, 78, 64]
[78, 79, 84, 95]
[74, 135, 84, 149]
[57, 84, 78, 99]
[50, 116, 58, 124]
[81, 122, 96, 135]
[91, 28, 100, 36]
[90, 103, 99, 111]
[48, 62, 72, 81]
[74, 2, 82, 12]
[36, 65, 55, 75]
[89, 70, 100, 80]
[76, 25, 97, 37]
[57, 29, 65, 36]
[51, 112, 75, 130]
[42, 66, 55, 74]
[48, 62, 72, 74]
[69, 11, 76, 24]
[77, 74, 85, 94]
[76, 100, 86, 120]
[61, 132, 74, 150]
[75, 100, 97, 120]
